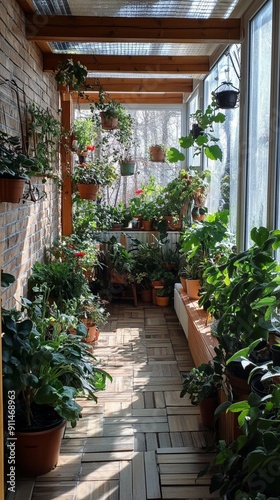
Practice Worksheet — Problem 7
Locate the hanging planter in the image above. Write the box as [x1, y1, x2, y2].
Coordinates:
[213, 82, 240, 109]
[100, 112, 118, 130]
[77, 183, 99, 200]
[191, 124, 204, 139]
[0, 178, 26, 203]
[120, 160, 135, 176]
[149, 145, 166, 163]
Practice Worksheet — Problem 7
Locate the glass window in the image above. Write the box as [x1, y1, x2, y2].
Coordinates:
[245, 0, 272, 247]
[204, 45, 240, 238]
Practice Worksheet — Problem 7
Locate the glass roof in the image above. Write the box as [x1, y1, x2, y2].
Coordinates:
[32, 0, 240, 19]
[50, 42, 217, 56]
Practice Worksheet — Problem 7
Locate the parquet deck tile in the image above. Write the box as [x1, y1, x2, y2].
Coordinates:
[18, 301, 216, 500]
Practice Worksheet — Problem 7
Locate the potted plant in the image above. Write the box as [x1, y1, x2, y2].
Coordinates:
[28, 259, 89, 312]
[180, 361, 223, 428]
[2, 295, 111, 476]
[76, 293, 110, 343]
[213, 81, 240, 109]
[54, 58, 88, 95]
[167, 97, 225, 163]
[0, 130, 38, 203]
[208, 385, 280, 499]
[105, 236, 135, 284]
[73, 159, 117, 200]
[149, 144, 167, 162]
[71, 116, 96, 160]
[155, 285, 173, 306]
[91, 88, 133, 133]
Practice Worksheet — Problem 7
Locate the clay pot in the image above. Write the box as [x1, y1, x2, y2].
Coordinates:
[142, 220, 152, 231]
[100, 112, 118, 130]
[149, 146, 165, 162]
[77, 183, 99, 201]
[15, 417, 65, 476]
[186, 279, 200, 300]
[140, 288, 153, 303]
[0, 178, 26, 203]
[155, 295, 170, 307]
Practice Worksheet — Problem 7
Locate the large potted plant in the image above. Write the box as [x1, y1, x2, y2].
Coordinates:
[54, 58, 88, 95]
[73, 159, 117, 200]
[2, 295, 111, 476]
[0, 130, 38, 202]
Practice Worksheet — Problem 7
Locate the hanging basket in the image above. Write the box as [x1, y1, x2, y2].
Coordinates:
[77, 183, 99, 200]
[149, 146, 166, 163]
[120, 161, 135, 176]
[213, 82, 240, 109]
[100, 112, 119, 130]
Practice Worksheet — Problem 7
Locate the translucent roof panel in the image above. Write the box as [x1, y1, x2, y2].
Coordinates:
[87, 72, 196, 79]
[50, 42, 218, 56]
[32, 0, 241, 19]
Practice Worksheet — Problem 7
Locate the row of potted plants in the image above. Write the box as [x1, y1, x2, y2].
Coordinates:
[179, 225, 280, 498]
[2, 236, 111, 477]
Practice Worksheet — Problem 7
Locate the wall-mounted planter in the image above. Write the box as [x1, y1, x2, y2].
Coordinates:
[0, 178, 26, 203]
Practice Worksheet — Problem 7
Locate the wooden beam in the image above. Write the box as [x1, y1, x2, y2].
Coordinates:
[86, 77, 193, 93]
[72, 92, 184, 104]
[44, 54, 209, 75]
[16, 0, 35, 14]
[26, 16, 241, 43]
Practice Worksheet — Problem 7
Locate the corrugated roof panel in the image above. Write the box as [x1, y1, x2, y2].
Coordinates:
[32, 0, 243, 19]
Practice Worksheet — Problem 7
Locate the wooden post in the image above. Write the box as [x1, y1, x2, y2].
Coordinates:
[60, 92, 73, 236]
[0, 253, 4, 500]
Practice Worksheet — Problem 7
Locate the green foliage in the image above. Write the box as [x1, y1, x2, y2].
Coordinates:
[27, 102, 64, 181]
[54, 58, 88, 94]
[29, 260, 89, 311]
[72, 116, 97, 152]
[0, 130, 38, 179]
[180, 361, 223, 405]
[73, 159, 117, 185]
[2, 303, 111, 428]
[167, 98, 225, 163]
[200, 227, 280, 357]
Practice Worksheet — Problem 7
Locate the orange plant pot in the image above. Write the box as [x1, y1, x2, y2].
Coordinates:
[186, 279, 200, 300]
[78, 183, 99, 200]
[0, 178, 26, 203]
[100, 112, 118, 130]
[140, 288, 153, 302]
[149, 146, 166, 162]
[155, 295, 170, 307]
[142, 220, 152, 231]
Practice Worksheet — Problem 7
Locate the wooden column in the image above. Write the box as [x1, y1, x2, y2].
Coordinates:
[60, 92, 73, 236]
[0, 260, 4, 500]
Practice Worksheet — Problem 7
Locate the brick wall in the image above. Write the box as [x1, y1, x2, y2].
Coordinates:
[1, 0, 61, 307]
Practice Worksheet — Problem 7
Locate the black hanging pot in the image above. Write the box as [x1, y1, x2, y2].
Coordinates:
[213, 81, 240, 109]
[191, 123, 204, 139]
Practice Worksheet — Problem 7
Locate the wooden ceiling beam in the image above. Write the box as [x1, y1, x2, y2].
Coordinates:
[71, 92, 184, 104]
[83, 78, 193, 93]
[26, 15, 241, 43]
[43, 54, 209, 75]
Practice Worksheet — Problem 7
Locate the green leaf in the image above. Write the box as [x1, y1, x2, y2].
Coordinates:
[166, 147, 185, 163]
[179, 135, 194, 149]
[205, 145, 223, 161]
[251, 227, 270, 246]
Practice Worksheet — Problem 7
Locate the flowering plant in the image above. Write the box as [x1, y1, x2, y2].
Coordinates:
[73, 159, 117, 186]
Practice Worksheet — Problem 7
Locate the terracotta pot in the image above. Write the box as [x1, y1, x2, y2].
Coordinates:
[110, 270, 128, 284]
[163, 215, 182, 231]
[155, 295, 170, 307]
[142, 220, 152, 231]
[199, 396, 218, 429]
[82, 321, 100, 343]
[77, 183, 99, 200]
[149, 146, 165, 162]
[15, 418, 65, 476]
[151, 280, 165, 288]
[0, 178, 26, 203]
[100, 112, 118, 130]
[180, 277, 187, 292]
[186, 279, 200, 300]
[140, 288, 153, 302]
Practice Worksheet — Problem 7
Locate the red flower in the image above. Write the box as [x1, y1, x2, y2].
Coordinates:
[86, 145, 95, 151]
[74, 251, 86, 258]
[67, 243, 75, 248]
[135, 189, 143, 195]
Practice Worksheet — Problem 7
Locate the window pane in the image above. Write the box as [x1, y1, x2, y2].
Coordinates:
[204, 45, 240, 237]
[245, 0, 272, 247]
